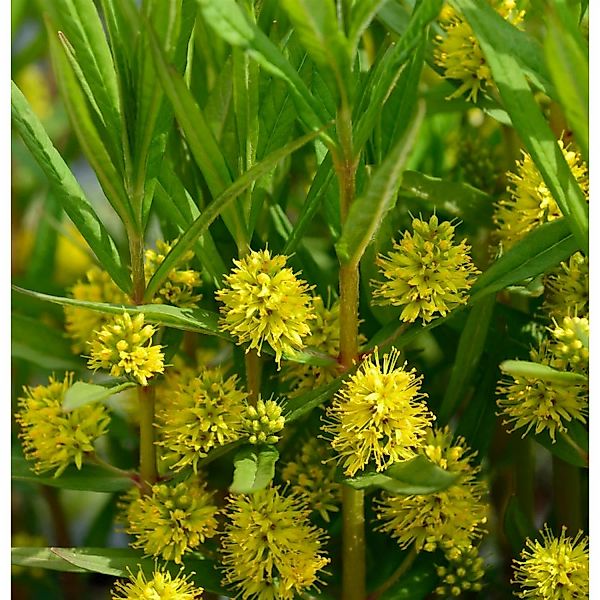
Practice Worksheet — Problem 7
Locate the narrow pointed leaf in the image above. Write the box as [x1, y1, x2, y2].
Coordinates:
[62, 381, 137, 412]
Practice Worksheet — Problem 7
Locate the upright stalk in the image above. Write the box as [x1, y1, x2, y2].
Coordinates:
[335, 102, 365, 600]
[552, 456, 582, 534]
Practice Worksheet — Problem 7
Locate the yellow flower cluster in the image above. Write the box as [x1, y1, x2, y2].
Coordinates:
[125, 478, 218, 564]
[65, 266, 130, 353]
[434, 545, 485, 597]
[145, 239, 202, 307]
[216, 249, 315, 367]
[282, 296, 343, 397]
[376, 427, 488, 552]
[323, 348, 433, 477]
[243, 397, 286, 445]
[375, 216, 479, 323]
[543, 253, 588, 321]
[494, 141, 588, 251]
[156, 367, 247, 472]
[548, 316, 589, 374]
[221, 487, 329, 600]
[512, 526, 588, 599]
[435, 1, 525, 102]
[280, 437, 340, 522]
[87, 312, 164, 386]
[111, 567, 204, 600]
[15, 373, 110, 477]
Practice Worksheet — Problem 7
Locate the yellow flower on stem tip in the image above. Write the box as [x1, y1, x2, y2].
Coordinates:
[87, 312, 164, 386]
[221, 486, 329, 600]
[65, 266, 130, 354]
[111, 566, 204, 600]
[15, 373, 111, 477]
[543, 252, 589, 322]
[434, 544, 486, 597]
[512, 526, 588, 600]
[548, 315, 589, 373]
[494, 139, 588, 251]
[145, 239, 202, 308]
[156, 367, 247, 472]
[435, 1, 525, 102]
[374, 216, 479, 324]
[242, 396, 286, 445]
[323, 347, 434, 477]
[215, 248, 315, 368]
[126, 477, 218, 564]
[376, 427, 489, 553]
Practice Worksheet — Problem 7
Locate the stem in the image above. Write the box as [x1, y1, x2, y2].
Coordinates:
[129, 232, 146, 305]
[138, 385, 158, 495]
[245, 350, 262, 404]
[560, 431, 589, 466]
[88, 454, 137, 479]
[514, 437, 534, 523]
[552, 456, 582, 534]
[369, 547, 417, 599]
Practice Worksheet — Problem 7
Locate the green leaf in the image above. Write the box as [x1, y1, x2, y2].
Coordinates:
[11, 313, 83, 371]
[342, 455, 460, 495]
[230, 445, 279, 494]
[544, 2, 589, 161]
[11, 82, 131, 294]
[453, 0, 589, 252]
[399, 170, 493, 225]
[531, 421, 588, 468]
[469, 219, 579, 303]
[438, 295, 496, 424]
[285, 375, 346, 423]
[379, 557, 437, 600]
[499, 360, 588, 385]
[144, 127, 323, 301]
[504, 496, 538, 555]
[336, 100, 425, 266]
[11, 451, 133, 492]
[348, 0, 389, 56]
[62, 381, 137, 412]
[195, 0, 331, 140]
[11, 547, 227, 594]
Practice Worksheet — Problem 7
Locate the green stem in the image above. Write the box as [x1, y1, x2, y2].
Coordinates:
[138, 385, 158, 495]
[88, 454, 137, 479]
[560, 431, 589, 466]
[245, 350, 262, 404]
[369, 546, 417, 599]
[552, 455, 582, 534]
[514, 437, 534, 523]
[129, 232, 146, 304]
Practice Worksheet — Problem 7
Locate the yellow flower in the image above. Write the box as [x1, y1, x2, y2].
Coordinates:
[243, 397, 286, 445]
[435, 1, 525, 102]
[323, 347, 433, 477]
[548, 316, 589, 374]
[434, 545, 485, 597]
[494, 140, 588, 251]
[512, 526, 589, 599]
[496, 346, 588, 442]
[126, 477, 218, 564]
[544, 253, 589, 321]
[15, 373, 111, 477]
[65, 267, 130, 354]
[376, 427, 488, 552]
[87, 312, 165, 386]
[111, 566, 204, 600]
[374, 216, 479, 324]
[145, 240, 202, 308]
[280, 437, 340, 522]
[156, 367, 247, 472]
[215, 249, 315, 368]
[221, 486, 329, 600]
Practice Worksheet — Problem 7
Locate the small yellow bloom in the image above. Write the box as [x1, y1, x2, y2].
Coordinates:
[221, 486, 329, 600]
[374, 216, 479, 324]
[494, 140, 588, 251]
[323, 347, 433, 477]
[434, 545, 485, 597]
[512, 526, 588, 599]
[435, 1, 525, 102]
[156, 367, 247, 472]
[65, 267, 130, 353]
[548, 316, 589, 374]
[281, 437, 340, 522]
[544, 252, 589, 322]
[145, 239, 202, 307]
[126, 478, 218, 564]
[376, 427, 488, 552]
[87, 312, 164, 386]
[111, 566, 204, 600]
[243, 397, 285, 445]
[15, 373, 111, 477]
[215, 249, 315, 368]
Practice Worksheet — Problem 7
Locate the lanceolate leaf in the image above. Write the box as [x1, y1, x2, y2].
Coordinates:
[453, 0, 589, 252]
[499, 360, 588, 385]
[336, 101, 425, 266]
[230, 446, 279, 494]
[10, 83, 131, 294]
[62, 381, 137, 412]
